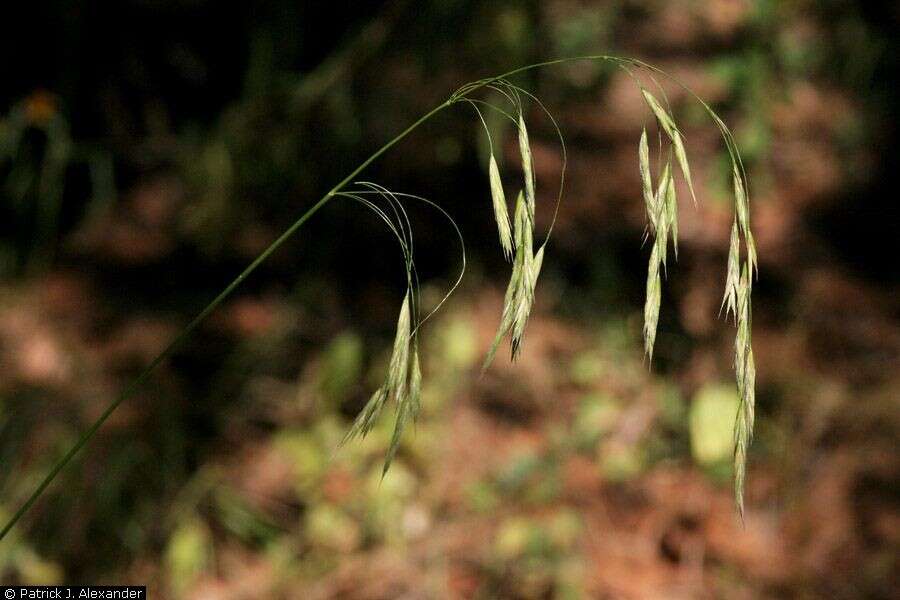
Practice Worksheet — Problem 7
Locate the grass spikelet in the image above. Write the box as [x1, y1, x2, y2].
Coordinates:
[735, 266, 751, 383]
[642, 154, 674, 361]
[387, 291, 412, 397]
[481, 272, 518, 372]
[746, 230, 758, 277]
[408, 346, 422, 419]
[721, 221, 741, 320]
[733, 390, 749, 519]
[732, 165, 758, 276]
[383, 341, 420, 477]
[654, 161, 672, 264]
[348, 289, 413, 452]
[641, 89, 676, 138]
[489, 154, 513, 260]
[510, 188, 536, 360]
[483, 191, 527, 371]
[732, 261, 755, 517]
[518, 113, 536, 220]
[510, 249, 540, 360]
[725, 158, 756, 514]
[672, 131, 697, 206]
[641, 88, 696, 207]
[483, 187, 544, 366]
[742, 350, 756, 438]
[665, 166, 679, 256]
[655, 219, 668, 273]
[343, 387, 388, 444]
[639, 127, 656, 224]
[643, 243, 662, 361]
[532, 244, 545, 279]
[515, 187, 534, 274]
[383, 399, 410, 477]
[733, 164, 749, 236]
[510, 296, 530, 359]
[734, 344, 755, 518]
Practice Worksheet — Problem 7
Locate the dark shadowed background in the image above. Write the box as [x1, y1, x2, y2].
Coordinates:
[1, 1, 897, 598]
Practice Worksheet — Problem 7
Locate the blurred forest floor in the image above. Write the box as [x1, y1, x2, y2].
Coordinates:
[0, 1, 897, 598]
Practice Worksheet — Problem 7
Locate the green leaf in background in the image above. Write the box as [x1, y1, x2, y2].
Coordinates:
[165, 519, 212, 595]
[690, 384, 740, 467]
[573, 393, 620, 448]
[439, 315, 478, 371]
[304, 504, 361, 553]
[599, 441, 645, 482]
[275, 429, 329, 497]
[494, 517, 536, 560]
[318, 331, 363, 406]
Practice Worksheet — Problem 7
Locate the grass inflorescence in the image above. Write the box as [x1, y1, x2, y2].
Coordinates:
[0, 55, 757, 542]
[630, 69, 757, 517]
[335, 183, 464, 476]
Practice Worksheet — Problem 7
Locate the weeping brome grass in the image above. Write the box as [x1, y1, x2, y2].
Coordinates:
[0, 55, 758, 542]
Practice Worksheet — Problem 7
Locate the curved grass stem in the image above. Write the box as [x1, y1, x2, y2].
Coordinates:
[0, 100, 453, 542]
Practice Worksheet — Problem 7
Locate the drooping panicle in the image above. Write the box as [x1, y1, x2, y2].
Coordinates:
[1, 58, 772, 547]
[335, 182, 468, 477]
[636, 82, 759, 515]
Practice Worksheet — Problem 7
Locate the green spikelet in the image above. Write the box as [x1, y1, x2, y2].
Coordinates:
[672, 131, 696, 206]
[489, 154, 513, 260]
[641, 89, 676, 137]
[342, 387, 388, 444]
[483, 191, 527, 372]
[642, 89, 696, 206]
[665, 166, 679, 256]
[643, 243, 662, 361]
[518, 113, 536, 220]
[383, 343, 421, 477]
[722, 221, 741, 320]
[639, 127, 655, 224]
